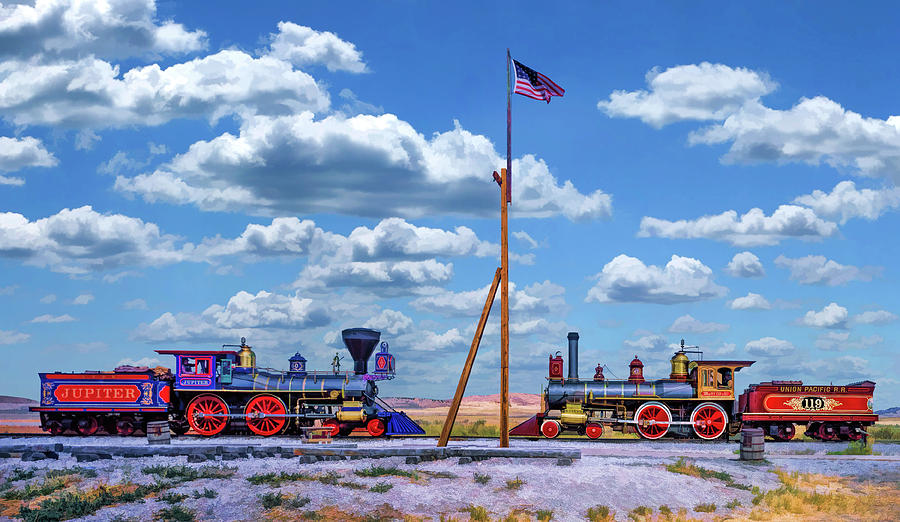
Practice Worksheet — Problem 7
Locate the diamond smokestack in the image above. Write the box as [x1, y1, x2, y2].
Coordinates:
[342, 328, 381, 375]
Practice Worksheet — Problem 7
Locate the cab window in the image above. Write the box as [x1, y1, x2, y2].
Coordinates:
[701, 369, 714, 388]
[717, 368, 733, 389]
[180, 357, 211, 376]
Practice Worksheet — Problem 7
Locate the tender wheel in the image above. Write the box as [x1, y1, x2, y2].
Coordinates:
[46, 420, 64, 436]
[75, 416, 99, 436]
[322, 419, 341, 437]
[772, 423, 796, 442]
[540, 420, 561, 438]
[116, 417, 136, 436]
[635, 402, 671, 440]
[690, 403, 728, 440]
[169, 417, 190, 436]
[817, 423, 838, 441]
[244, 395, 287, 437]
[186, 394, 229, 436]
[846, 423, 864, 441]
[585, 423, 603, 440]
[366, 418, 386, 437]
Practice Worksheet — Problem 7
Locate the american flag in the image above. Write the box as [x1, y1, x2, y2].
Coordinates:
[513, 59, 564, 103]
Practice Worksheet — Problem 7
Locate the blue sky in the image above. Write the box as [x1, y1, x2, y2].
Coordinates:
[1, 1, 898, 407]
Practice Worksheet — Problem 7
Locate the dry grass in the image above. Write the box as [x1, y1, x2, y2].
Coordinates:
[742, 470, 900, 520]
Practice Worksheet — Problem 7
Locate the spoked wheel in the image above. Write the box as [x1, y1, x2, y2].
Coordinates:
[322, 419, 341, 437]
[690, 403, 728, 440]
[540, 420, 561, 439]
[46, 420, 64, 436]
[773, 423, 796, 442]
[366, 418, 386, 437]
[817, 423, 838, 441]
[116, 417, 136, 436]
[635, 402, 671, 440]
[75, 416, 99, 436]
[846, 423, 864, 441]
[186, 394, 229, 437]
[585, 423, 603, 440]
[169, 417, 190, 436]
[244, 395, 287, 437]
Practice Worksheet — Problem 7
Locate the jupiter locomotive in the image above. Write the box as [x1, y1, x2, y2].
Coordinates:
[511, 332, 878, 441]
[31, 328, 424, 438]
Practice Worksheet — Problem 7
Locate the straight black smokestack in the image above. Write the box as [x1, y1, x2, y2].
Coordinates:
[567, 332, 579, 379]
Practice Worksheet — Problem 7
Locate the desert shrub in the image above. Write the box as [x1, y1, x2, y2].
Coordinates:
[285, 495, 311, 509]
[627, 505, 652, 520]
[586, 505, 613, 521]
[473, 472, 491, 485]
[191, 488, 217, 499]
[354, 466, 417, 479]
[301, 511, 323, 520]
[142, 465, 234, 483]
[317, 471, 340, 485]
[504, 477, 525, 490]
[158, 491, 188, 504]
[536, 508, 553, 521]
[666, 457, 751, 490]
[246, 471, 312, 486]
[259, 492, 284, 510]
[868, 424, 900, 440]
[3, 477, 68, 501]
[154, 505, 196, 521]
[18, 483, 164, 522]
[826, 441, 879, 455]
[369, 482, 393, 493]
[8, 468, 34, 482]
[694, 503, 716, 513]
[726, 498, 742, 509]
[658, 505, 672, 516]
[462, 505, 490, 521]
[46, 466, 98, 479]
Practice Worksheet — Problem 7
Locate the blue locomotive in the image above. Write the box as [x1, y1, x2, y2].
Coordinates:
[31, 328, 424, 437]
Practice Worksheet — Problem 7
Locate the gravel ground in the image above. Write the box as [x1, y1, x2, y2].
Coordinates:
[0, 437, 896, 521]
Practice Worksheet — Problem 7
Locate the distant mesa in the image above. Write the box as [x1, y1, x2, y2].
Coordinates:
[875, 406, 900, 416]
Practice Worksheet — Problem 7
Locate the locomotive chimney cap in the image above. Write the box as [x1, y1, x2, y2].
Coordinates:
[567, 332, 579, 340]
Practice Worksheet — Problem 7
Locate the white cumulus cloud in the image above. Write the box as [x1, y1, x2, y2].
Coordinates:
[798, 303, 849, 329]
[72, 293, 94, 305]
[668, 314, 729, 334]
[0, 136, 57, 185]
[774, 255, 878, 286]
[31, 313, 75, 323]
[745, 337, 794, 356]
[727, 292, 771, 310]
[0, 329, 30, 344]
[115, 115, 611, 221]
[598, 62, 776, 127]
[725, 251, 764, 277]
[793, 181, 900, 224]
[0, 0, 206, 60]
[268, 22, 367, 73]
[639, 205, 837, 246]
[852, 310, 898, 325]
[586, 254, 727, 304]
[815, 331, 882, 351]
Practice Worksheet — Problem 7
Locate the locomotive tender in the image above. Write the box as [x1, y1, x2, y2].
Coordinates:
[510, 332, 878, 441]
[31, 328, 424, 438]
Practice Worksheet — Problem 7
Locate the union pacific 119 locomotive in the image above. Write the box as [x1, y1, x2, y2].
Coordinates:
[511, 332, 878, 441]
[31, 328, 424, 438]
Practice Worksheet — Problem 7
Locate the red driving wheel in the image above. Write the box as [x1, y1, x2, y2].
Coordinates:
[635, 402, 671, 440]
[366, 418, 386, 437]
[244, 395, 287, 437]
[585, 423, 603, 439]
[818, 423, 838, 441]
[540, 420, 561, 438]
[75, 416, 99, 436]
[322, 419, 341, 437]
[690, 403, 728, 440]
[186, 394, 229, 436]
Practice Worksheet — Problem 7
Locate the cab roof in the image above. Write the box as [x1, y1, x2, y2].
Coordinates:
[155, 350, 238, 356]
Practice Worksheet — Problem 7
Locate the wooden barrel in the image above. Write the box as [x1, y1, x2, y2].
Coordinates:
[146, 420, 171, 445]
[740, 427, 764, 460]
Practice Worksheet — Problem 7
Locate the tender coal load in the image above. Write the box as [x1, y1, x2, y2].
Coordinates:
[342, 328, 381, 375]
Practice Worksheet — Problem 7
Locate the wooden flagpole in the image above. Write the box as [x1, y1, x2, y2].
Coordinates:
[437, 267, 502, 447]
[499, 167, 510, 447]
[500, 50, 512, 448]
